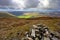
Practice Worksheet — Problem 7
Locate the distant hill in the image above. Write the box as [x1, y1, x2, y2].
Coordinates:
[47, 12, 60, 17]
[17, 12, 50, 18]
[17, 12, 60, 18]
[0, 12, 16, 18]
[9, 11, 24, 16]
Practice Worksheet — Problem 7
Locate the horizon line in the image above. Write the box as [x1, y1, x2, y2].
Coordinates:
[0, 9, 60, 12]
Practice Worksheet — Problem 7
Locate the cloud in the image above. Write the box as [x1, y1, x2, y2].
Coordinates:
[25, 0, 40, 8]
[37, 0, 50, 8]
[49, 0, 60, 9]
[0, 0, 60, 10]
[37, 0, 60, 9]
[0, 0, 12, 6]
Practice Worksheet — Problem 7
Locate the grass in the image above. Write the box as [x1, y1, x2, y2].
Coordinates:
[17, 15, 32, 18]
[0, 17, 60, 40]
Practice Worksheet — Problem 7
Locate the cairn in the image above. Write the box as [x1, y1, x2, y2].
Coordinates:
[23, 24, 59, 40]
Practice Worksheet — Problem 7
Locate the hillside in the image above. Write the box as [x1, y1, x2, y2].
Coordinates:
[17, 12, 49, 18]
[0, 12, 16, 18]
[0, 17, 60, 40]
[17, 12, 60, 18]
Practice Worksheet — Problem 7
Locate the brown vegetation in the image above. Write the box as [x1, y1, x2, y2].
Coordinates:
[0, 17, 60, 40]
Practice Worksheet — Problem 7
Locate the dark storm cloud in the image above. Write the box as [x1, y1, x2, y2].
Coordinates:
[49, 0, 60, 9]
[24, 0, 60, 9]
[25, 0, 40, 8]
[0, 0, 60, 10]
[0, 0, 12, 5]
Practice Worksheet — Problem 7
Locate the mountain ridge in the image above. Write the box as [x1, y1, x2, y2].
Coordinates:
[0, 12, 16, 18]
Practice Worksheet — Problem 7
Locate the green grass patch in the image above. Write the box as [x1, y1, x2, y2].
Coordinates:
[17, 15, 32, 18]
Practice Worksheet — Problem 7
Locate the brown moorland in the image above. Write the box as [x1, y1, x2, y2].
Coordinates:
[0, 17, 60, 40]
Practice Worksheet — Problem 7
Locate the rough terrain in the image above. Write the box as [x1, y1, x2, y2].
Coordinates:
[0, 17, 60, 40]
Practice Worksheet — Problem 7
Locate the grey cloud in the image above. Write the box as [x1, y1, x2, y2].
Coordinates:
[0, 0, 60, 10]
[24, 0, 60, 9]
[49, 0, 60, 9]
[37, 0, 60, 9]
[0, 0, 12, 6]
[25, 0, 40, 8]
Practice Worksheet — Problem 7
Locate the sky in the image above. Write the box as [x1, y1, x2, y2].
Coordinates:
[0, 0, 12, 5]
[0, 0, 60, 12]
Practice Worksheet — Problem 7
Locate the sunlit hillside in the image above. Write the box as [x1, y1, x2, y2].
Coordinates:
[17, 12, 48, 18]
